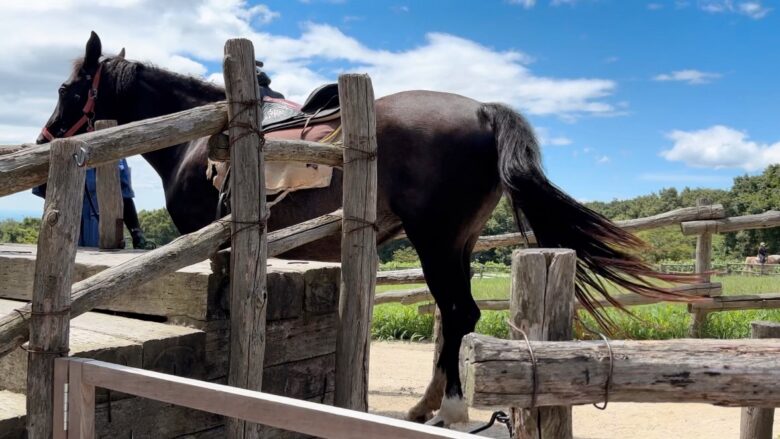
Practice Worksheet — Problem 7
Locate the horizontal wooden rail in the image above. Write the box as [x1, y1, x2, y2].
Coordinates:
[690, 293, 780, 312]
[208, 132, 345, 167]
[0, 102, 228, 197]
[57, 358, 477, 439]
[376, 269, 425, 285]
[395, 283, 721, 312]
[0, 210, 343, 359]
[681, 210, 780, 235]
[461, 334, 780, 408]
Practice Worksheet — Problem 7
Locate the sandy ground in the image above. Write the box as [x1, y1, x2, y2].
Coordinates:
[368, 341, 780, 439]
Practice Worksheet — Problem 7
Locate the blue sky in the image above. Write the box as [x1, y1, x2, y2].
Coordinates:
[0, 0, 778, 217]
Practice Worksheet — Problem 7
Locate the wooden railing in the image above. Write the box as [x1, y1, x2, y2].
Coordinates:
[0, 38, 382, 438]
[52, 357, 478, 439]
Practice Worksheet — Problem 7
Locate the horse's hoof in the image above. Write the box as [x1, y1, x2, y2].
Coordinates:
[425, 415, 448, 428]
[406, 407, 434, 423]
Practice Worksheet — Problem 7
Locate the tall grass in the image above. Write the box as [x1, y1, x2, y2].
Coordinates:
[372, 274, 780, 341]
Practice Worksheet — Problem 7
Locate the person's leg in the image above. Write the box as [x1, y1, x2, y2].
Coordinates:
[123, 197, 154, 249]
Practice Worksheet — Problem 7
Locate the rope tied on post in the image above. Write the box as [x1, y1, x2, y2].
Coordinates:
[506, 320, 539, 409]
[343, 215, 378, 234]
[226, 98, 265, 149]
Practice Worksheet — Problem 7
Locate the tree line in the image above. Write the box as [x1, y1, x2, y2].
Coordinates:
[3, 164, 779, 263]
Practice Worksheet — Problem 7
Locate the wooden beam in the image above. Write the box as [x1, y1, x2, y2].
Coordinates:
[376, 269, 425, 285]
[689, 293, 780, 312]
[0, 210, 343, 361]
[461, 335, 780, 408]
[509, 249, 575, 439]
[56, 358, 479, 439]
[681, 210, 780, 235]
[209, 132, 345, 167]
[26, 139, 87, 438]
[375, 287, 432, 305]
[223, 38, 268, 439]
[740, 321, 780, 439]
[0, 102, 228, 197]
[415, 283, 723, 314]
[335, 74, 378, 412]
[690, 199, 716, 337]
[94, 120, 125, 250]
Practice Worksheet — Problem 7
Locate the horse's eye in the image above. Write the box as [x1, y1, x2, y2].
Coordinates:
[58, 87, 66, 97]
[73, 94, 81, 100]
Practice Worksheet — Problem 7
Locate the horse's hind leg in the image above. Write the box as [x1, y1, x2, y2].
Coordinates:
[404, 228, 479, 426]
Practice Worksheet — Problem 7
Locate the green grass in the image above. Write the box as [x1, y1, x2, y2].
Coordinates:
[371, 274, 780, 341]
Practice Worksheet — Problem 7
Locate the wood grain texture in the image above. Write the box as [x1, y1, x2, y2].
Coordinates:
[0, 211, 343, 360]
[740, 321, 780, 439]
[26, 139, 87, 439]
[0, 102, 228, 197]
[94, 120, 125, 249]
[681, 210, 780, 235]
[223, 38, 268, 439]
[508, 249, 575, 439]
[690, 200, 716, 337]
[462, 335, 780, 407]
[376, 269, 425, 285]
[72, 359, 479, 439]
[210, 133, 345, 167]
[335, 74, 378, 411]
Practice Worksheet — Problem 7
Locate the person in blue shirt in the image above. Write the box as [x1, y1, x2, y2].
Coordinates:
[33, 158, 153, 249]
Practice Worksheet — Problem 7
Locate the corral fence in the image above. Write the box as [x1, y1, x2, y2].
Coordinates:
[377, 201, 780, 337]
[460, 247, 780, 439]
[0, 38, 483, 438]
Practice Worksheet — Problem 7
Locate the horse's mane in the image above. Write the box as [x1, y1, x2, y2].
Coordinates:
[72, 56, 225, 99]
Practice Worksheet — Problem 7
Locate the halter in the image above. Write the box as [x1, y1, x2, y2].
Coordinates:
[40, 63, 104, 141]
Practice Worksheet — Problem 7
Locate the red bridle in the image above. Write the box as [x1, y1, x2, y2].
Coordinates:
[40, 63, 104, 141]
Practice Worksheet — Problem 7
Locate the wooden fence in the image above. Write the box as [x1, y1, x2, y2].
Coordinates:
[459, 248, 780, 439]
[0, 38, 392, 438]
[377, 203, 780, 337]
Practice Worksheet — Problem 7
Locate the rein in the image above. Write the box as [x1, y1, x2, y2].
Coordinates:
[40, 63, 104, 141]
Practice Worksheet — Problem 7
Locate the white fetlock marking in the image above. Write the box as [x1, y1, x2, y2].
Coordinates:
[429, 395, 469, 427]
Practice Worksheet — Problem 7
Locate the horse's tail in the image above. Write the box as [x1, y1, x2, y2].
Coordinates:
[479, 103, 696, 329]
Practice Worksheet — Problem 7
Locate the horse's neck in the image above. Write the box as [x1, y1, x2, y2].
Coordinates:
[119, 66, 225, 183]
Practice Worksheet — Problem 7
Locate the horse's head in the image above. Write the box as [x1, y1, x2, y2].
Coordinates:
[37, 32, 125, 144]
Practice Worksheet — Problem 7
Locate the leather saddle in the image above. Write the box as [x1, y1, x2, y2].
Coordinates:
[260, 83, 341, 133]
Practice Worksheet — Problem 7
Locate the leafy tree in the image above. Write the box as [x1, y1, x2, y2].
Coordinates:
[0, 218, 41, 244]
[137, 208, 179, 246]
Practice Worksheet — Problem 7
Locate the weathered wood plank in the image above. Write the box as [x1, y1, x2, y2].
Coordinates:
[335, 73, 379, 411]
[26, 139, 87, 438]
[375, 287, 432, 305]
[94, 120, 125, 249]
[72, 359, 480, 439]
[0, 210, 342, 362]
[209, 132, 345, 167]
[509, 249, 575, 439]
[0, 102, 228, 197]
[376, 269, 425, 285]
[681, 210, 780, 235]
[740, 321, 780, 439]
[689, 293, 780, 311]
[223, 37, 268, 439]
[461, 335, 780, 407]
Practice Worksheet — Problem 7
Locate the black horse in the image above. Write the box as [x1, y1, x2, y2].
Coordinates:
[39, 32, 688, 426]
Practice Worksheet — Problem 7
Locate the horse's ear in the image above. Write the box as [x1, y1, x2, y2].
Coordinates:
[84, 31, 102, 69]
[117, 48, 126, 59]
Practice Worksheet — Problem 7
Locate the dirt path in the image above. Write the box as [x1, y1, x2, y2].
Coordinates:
[368, 341, 780, 438]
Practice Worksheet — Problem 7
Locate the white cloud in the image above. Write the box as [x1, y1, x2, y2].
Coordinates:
[535, 127, 572, 146]
[662, 125, 780, 171]
[597, 155, 610, 164]
[698, 0, 771, 19]
[0, 0, 620, 212]
[509, 0, 537, 8]
[653, 69, 721, 84]
[647, 3, 665, 10]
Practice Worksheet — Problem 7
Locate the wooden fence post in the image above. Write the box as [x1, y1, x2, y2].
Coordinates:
[509, 248, 575, 439]
[26, 138, 87, 438]
[223, 38, 268, 438]
[690, 198, 716, 337]
[740, 321, 780, 439]
[94, 120, 125, 249]
[334, 73, 378, 411]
